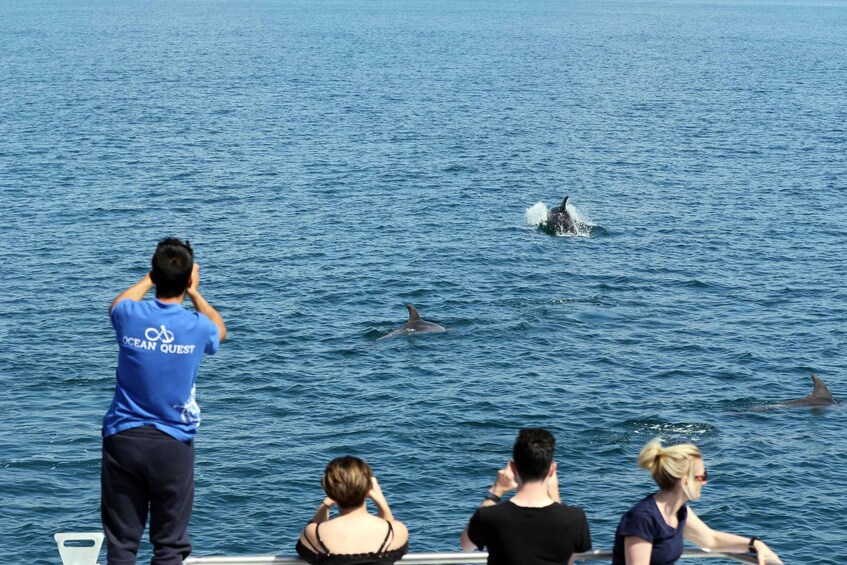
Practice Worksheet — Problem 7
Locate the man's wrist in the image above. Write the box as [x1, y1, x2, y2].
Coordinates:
[137, 276, 154, 291]
[484, 491, 502, 503]
[490, 485, 509, 497]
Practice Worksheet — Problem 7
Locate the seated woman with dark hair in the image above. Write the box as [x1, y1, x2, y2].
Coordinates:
[296, 456, 409, 565]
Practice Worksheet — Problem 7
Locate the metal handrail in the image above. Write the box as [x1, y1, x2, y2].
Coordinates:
[52, 533, 762, 565]
[183, 548, 759, 564]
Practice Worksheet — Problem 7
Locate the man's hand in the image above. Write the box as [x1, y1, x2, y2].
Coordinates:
[188, 264, 200, 294]
[109, 273, 154, 313]
[490, 463, 518, 497]
[547, 463, 561, 503]
[185, 263, 227, 342]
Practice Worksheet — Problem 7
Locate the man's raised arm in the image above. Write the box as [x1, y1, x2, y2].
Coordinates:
[187, 264, 226, 342]
[109, 274, 154, 313]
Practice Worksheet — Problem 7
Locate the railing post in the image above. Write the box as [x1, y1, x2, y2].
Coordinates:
[54, 532, 104, 565]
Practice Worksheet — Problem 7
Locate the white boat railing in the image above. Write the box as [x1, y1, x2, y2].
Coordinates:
[182, 549, 759, 564]
[54, 532, 760, 565]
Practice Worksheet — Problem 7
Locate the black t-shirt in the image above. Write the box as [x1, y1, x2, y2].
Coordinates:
[467, 501, 592, 565]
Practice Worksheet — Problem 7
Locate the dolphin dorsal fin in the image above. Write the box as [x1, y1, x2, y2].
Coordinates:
[406, 304, 421, 322]
[810, 374, 834, 401]
[561, 196, 569, 208]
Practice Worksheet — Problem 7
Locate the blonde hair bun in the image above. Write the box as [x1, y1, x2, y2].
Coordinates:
[637, 439, 665, 472]
[637, 438, 701, 491]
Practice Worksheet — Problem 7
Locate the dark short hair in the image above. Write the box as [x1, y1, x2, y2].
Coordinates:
[321, 456, 372, 509]
[512, 428, 555, 482]
[150, 238, 194, 298]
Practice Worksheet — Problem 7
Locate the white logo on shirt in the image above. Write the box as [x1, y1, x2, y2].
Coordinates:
[145, 324, 175, 343]
[176, 386, 202, 426]
[122, 324, 196, 354]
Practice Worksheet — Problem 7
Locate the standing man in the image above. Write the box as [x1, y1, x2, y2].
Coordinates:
[460, 428, 592, 565]
[102, 238, 226, 565]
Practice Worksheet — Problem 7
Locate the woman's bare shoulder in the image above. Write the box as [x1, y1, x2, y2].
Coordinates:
[388, 520, 409, 549]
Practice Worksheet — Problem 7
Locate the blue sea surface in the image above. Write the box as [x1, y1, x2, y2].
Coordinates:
[1, 0, 846, 563]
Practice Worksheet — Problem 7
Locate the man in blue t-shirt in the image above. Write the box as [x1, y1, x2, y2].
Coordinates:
[102, 238, 226, 565]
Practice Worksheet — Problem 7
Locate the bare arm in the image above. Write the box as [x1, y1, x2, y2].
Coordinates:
[548, 462, 561, 503]
[460, 463, 518, 552]
[297, 498, 334, 553]
[367, 478, 409, 549]
[308, 497, 334, 525]
[459, 523, 480, 552]
[186, 264, 227, 342]
[684, 508, 782, 565]
[623, 536, 654, 565]
[369, 477, 394, 521]
[110, 274, 154, 313]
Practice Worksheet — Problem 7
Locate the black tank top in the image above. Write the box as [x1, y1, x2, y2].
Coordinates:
[295, 520, 408, 565]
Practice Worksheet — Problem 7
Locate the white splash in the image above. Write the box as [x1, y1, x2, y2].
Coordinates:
[525, 200, 595, 237]
[566, 202, 595, 236]
[525, 202, 549, 227]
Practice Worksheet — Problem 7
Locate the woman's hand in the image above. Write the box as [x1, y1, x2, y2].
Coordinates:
[309, 497, 335, 525]
[369, 477, 388, 507]
[753, 540, 783, 565]
[369, 477, 394, 520]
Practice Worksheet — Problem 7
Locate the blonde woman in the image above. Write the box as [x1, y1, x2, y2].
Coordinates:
[612, 440, 782, 565]
[296, 456, 409, 565]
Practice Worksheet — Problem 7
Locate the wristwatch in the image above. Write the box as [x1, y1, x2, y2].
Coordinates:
[748, 536, 761, 553]
[484, 491, 502, 503]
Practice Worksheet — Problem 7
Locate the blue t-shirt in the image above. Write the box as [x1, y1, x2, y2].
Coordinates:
[612, 494, 688, 565]
[103, 298, 220, 441]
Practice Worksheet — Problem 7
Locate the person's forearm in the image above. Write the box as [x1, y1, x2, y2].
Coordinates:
[187, 289, 227, 342]
[110, 274, 153, 312]
[309, 500, 333, 524]
[548, 486, 561, 503]
[708, 531, 749, 552]
[547, 473, 561, 503]
[374, 500, 394, 521]
[708, 531, 773, 556]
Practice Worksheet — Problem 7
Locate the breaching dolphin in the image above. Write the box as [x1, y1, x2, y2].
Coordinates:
[782, 374, 838, 407]
[378, 304, 446, 340]
[547, 196, 576, 234]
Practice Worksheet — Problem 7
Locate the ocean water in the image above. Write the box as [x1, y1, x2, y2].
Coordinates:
[1, 0, 846, 563]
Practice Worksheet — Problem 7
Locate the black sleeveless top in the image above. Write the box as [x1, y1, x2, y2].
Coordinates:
[295, 520, 408, 565]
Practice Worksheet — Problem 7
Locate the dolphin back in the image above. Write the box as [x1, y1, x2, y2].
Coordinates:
[784, 374, 837, 406]
[403, 304, 445, 333]
[376, 304, 446, 340]
[546, 195, 576, 234]
[809, 374, 836, 403]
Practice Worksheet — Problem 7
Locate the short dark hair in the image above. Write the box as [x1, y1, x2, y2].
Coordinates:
[321, 456, 373, 509]
[512, 428, 555, 482]
[150, 238, 194, 298]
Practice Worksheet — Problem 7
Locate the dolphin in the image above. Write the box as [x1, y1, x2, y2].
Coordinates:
[378, 304, 446, 340]
[782, 374, 838, 407]
[547, 196, 576, 234]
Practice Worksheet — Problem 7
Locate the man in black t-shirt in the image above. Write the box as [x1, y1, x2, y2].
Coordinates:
[460, 428, 592, 565]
